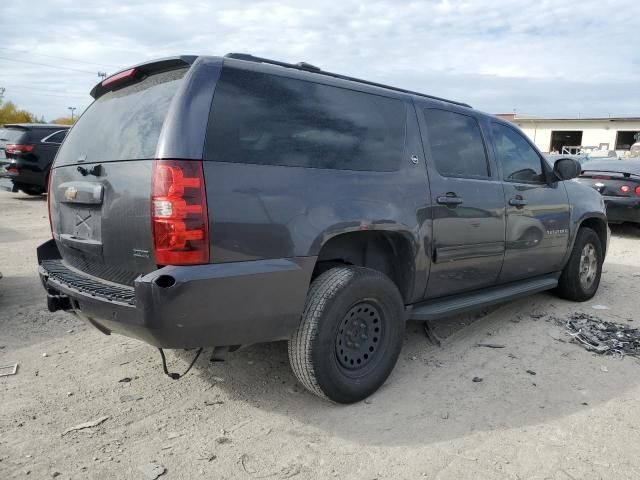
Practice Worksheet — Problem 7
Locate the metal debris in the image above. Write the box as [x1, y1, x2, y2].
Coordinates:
[472, 377, 483, 382]
[563, 313, 640, 357]
[0, 362, 18, 376]
[476, 343, 506, 349]
[62, 416, 110, 435]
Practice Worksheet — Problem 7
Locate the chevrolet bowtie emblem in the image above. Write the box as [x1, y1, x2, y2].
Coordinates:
[64, 186, 78, 201]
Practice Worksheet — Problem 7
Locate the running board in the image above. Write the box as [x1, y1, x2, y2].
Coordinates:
[408, 275, 559, 321]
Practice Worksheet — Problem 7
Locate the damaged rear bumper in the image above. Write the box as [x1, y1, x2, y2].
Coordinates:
[37, 239, 314, 349]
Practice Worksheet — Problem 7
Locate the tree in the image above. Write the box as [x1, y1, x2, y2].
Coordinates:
[0, 100, 37, 124]
[51, 116, 76, 125]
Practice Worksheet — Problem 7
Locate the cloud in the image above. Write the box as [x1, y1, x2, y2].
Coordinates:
[0, 0, 638, 120]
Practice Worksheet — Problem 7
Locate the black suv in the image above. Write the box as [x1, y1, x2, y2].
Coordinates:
[0, 123, 70, 194]
[38, 54, 608, 403]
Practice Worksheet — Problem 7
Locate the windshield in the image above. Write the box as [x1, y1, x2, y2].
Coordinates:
[54, 67, 188, 166]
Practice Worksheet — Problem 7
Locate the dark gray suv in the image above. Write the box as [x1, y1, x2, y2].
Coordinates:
[38, 54, 608, 403]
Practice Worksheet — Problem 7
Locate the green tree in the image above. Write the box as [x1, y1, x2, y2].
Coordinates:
[51, 116, 76, 125]
[0, 100, 37, 124]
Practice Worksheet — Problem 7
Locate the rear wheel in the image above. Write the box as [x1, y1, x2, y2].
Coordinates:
[288, 266, 405, 403]
[556, 227, 603, 301]
[21, 187, 44, 196]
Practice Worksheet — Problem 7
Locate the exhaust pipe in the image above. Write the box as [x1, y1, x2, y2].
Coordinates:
[47, 293, 72, 312]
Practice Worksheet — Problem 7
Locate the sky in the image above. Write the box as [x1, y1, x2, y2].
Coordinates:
[0, 0, 639, 121]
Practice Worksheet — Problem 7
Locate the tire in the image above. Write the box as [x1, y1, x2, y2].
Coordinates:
[21, 187, 44, 196]
[556, 227, 603, 301]
[288, 266, 405, 404]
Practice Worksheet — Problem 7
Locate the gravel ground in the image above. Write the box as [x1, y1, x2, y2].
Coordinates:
[2, 189, 640, 479]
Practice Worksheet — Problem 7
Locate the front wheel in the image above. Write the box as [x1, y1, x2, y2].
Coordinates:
[556, 227, 603, 301]
[288, 266, 405, 403]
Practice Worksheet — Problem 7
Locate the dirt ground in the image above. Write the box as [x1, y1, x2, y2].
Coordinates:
[2, 189, 640, 480]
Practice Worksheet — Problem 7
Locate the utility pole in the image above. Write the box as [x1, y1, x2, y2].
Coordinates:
[0, 87, 5, 101]
[68, 106, 77, 121]
[98, 72, 107, 81]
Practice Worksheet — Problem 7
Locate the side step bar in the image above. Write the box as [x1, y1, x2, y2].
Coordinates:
[408, 274, 559, 321]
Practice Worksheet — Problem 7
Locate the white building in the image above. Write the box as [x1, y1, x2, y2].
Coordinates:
[496, 114, 640, 156]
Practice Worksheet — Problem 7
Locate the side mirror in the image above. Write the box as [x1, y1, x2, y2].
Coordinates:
[553, 158, 581, 181]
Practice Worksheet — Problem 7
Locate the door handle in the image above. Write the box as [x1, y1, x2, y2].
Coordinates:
[509, 196, 528, 208]
[437, 193, 464, 206]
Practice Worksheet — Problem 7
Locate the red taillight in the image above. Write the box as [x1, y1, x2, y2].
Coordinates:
[621, 185, 631, 193]
[47, 171, 54, 235]
[151, 160, 209, 265]
[102, 68, 137, 89]
[635, 185, 640, 196]
[7, 163, 18, 175]
[5, 144, 33, 154]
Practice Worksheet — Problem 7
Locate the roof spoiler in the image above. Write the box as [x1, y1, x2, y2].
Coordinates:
[90, 56, 197, 99]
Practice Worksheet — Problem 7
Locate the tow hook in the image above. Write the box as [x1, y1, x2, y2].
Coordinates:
[47, 293, 72, 312]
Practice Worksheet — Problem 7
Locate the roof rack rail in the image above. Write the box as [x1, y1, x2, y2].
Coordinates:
[224, 53, 472, 108]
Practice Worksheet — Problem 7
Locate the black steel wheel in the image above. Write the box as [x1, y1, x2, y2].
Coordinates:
[335, 301, 386, 375]
[288, 266, 405, 404]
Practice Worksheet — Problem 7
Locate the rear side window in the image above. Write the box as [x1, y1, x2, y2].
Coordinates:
[42, 130, 67, 144]
[55, 68, 188, 165]
[204, 68, 406, 171]
[423, 109, 489, 178]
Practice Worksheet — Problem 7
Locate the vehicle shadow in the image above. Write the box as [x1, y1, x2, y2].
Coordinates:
[15, 194, 47, 201]
[609, 223, 640, 238]
[178, 261, 639, 447]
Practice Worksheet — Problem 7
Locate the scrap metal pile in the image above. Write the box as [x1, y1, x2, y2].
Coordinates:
[564, 313, 640, 358]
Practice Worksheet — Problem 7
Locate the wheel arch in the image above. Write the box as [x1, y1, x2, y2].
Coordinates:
[312, 230, 416, 304]
[563, 214, 608, 268]
[578, 216, 608, 257]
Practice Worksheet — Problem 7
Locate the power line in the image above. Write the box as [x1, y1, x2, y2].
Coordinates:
[5, 90, 89, 99]
[0, 56, 97, 74]
[0, 46, 123, 68]
[2, 83, 89, 96]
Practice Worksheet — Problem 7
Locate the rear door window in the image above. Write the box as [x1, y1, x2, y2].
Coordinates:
[54, 68, 188, 166]
[204, 68, 406, 171]
[423, 109, 490, 178]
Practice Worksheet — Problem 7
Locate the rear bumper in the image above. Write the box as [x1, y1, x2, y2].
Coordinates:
[0, 176, 18, 192]
[0, 159, 48, 190]
[603, 196, 640, 224]
[38, 240, 314, 348]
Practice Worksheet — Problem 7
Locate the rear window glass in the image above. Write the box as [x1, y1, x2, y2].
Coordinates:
[204, 68, 406, 171]
[55, 68, 187, 165]
[0, 128, 27, 144]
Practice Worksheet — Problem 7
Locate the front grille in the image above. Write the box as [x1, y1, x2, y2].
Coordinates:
[41, 259, 135, 305]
